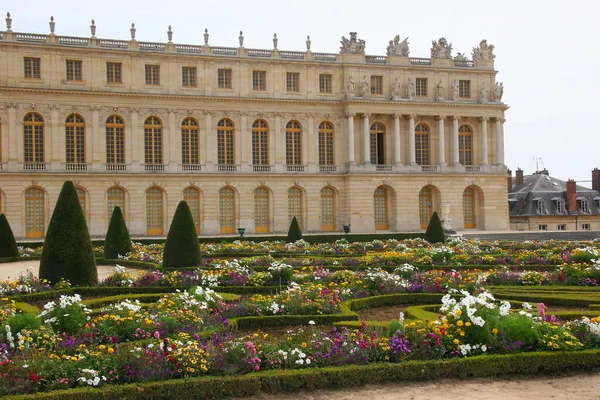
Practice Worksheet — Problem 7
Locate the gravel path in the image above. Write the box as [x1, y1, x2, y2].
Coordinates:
[0, 260, 137, 282]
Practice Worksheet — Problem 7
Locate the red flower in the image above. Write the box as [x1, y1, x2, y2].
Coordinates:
[29, 372, 42, 384]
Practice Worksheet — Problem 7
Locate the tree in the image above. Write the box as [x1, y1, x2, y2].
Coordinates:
[163, 201, 202, 268]
[39, 181, 97, 285]
[104, 206, 132, 259]
[287, 216, 303, 243]
[0, 214, 18, 258]
[425, 211, 446, 243]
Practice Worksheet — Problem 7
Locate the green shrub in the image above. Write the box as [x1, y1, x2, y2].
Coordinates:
[287, 216, 303, 243]
[104, 206, 132, 259]
[5, 313, 42, 333]
[38, 181, 97, 286]
[0, 214, 18, 258]
[163, 201, 202, 268]
[425, 211, 446, 243]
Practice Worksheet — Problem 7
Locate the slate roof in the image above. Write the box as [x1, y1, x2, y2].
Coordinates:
[508, 172, 600, 217]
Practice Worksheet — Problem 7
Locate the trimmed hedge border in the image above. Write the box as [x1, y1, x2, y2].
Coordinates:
[7, 350, 600, 400]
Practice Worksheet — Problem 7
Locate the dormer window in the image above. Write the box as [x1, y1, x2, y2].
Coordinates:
[578, 197, 590, 214]
[535, 198, 548, 215]
[553, 198, 566, 214]
[594, 197, 600, 209]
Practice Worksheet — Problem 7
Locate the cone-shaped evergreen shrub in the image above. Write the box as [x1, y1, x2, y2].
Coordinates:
[287, 216, 303, 243]
[39, 181, 97, 285]
[104, 206, 132, 259]
[0, 214, 19, 258]
[425, 211, 446, 243]
[163, 201, 202, 268]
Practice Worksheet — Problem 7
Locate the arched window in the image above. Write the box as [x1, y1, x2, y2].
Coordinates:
[144, 116, 163, 166]
[459, 125, 473, 166]
[288, 187, 303, 230]
[183, 187, 201, 233]
[217, 119, 235, 165]
[318, 121, 334, 166]
[419, 187, 433, 229]
[181, 118, 200, 166]
[321, 187, 335, 231]
[219, 187, 235, 234]
[75, 187, 87, 221]
[107, 187, 126, 220]
[106, 115, 125, 166]
[463, 187, 475, 228]
[25, 187, 45, 238]
[66, 114, 85, 166]
[146, 187, 163, 235]
[23, 113, 45, 166]
[254, 187, 270, 233]
[252, 120, 269, 166]
[370, 122, 386, 165]
[374, 186, 389, 230]
[286, 121, 302, 166]
[415, 123, 430, 166]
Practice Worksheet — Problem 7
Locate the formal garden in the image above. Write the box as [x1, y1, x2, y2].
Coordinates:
[1, 182, 600, 398]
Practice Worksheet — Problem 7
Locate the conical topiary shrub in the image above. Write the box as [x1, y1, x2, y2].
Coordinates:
[39, 181, 97, 285]
[163, 201, 202, 268]
[0, 214, 19, 258]
[104, 206, 132, 259]
[425, 211, 446, 243]
[287, 216, 303, 243]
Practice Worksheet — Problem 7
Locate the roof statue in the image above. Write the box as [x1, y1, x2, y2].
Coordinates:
[454, 52, 468, 61]
[430, 37, 452, 59]
[340, 32, 366, 55]
[472, 39, 495, 61]
[386, 35, 409, 57]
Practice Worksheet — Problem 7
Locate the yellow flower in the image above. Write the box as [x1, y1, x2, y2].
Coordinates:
[465, 322, 472, 327]
[457, 320, 464, 327]
[107, 347, 115, 354]
[455, 309, 462, 316]
[453, 339, 460, 345]
[99, 345, 106, 351]
[301, 342, 307, 348]
[492, 328, 499, 335]
[70, 356, 77, 361]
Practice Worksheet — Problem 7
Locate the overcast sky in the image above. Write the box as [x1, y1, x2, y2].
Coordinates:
[5, 0, 600, 184]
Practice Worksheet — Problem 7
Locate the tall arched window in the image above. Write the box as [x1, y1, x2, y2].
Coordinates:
[286, 121, 302, 166]
[25, 187, 45, 238]
[23, 113, 45, 166]
[374, 186, 389, 230]
[370, 122, 386, 165]
[146, 187, 164, 235]
[66, 114, 85, 166]
[254, 187, 270, 233]
[219, 187, 235, 234]
[106, 115, 125, 166]
[463, 187, 475, 228]
[217, 119, 235, 165]
[252, 120, 269, 166]
[321, 187, 335, 231]
[181, 117, 200, 166]
[144, 116, 163, 167]
[288, 187, 303, 230]
[419, 186, 433, 229]
[183, 187, 201, 233]
[415, 123, 430, 166]
[459, 125, 473, 166]
[318, 121, 335, 166]
[75, 187, 87, 221]
[107, 187, 126, 220]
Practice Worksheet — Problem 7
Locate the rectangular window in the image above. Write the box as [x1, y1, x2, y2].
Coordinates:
[286, 72, 299, 92]
[370, 76, 383, 95]
[319, 74, 332, 93]
[582, 223, 591, 230]
[24, 57, 41, 79]
[66, 60, 82, 81]
[416, 78, 427, 96]
[557, 224, 566, 231]
[252, 70, 266, 91]
[182, 67, 197, 88]
[218, 69, 232, 89]
[538, 224, 547, 231]
[459, 80, 471, 98]
[106, 62, 122, 84]
[145, 65, 160, 85]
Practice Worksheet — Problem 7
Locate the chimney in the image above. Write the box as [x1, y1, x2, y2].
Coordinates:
[507, 169, 512, 192]
[516, 168, 524, 186]
[539, 168, 549, 175]
[566, 179, 577, 213]
[593, 168, 600, 192]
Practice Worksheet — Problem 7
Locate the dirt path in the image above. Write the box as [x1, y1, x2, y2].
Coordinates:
[0, 260, 141, 282]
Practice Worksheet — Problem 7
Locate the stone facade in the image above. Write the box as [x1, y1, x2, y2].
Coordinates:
[0, 17, 509, 238]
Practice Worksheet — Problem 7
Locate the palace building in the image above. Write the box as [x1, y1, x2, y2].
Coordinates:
[0, 15, 509, 238]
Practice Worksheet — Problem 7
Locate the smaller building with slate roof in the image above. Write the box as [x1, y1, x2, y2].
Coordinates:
[508, 168, 600, 231]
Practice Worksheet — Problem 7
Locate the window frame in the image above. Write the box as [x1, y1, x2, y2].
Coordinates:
[23, 112, 45, 164]
[145, 187, 164, 236]
[66, 59, 83, 82]
[106, 62, 122, 84]
[65, 114, 86, 165]
[285, 120, 302, 166]
[414, 123, 430, 166]
[320, 187, 336, 231]
[252, 70, 267, 91]
[217, 68, 232, 89]
[458, 125, 473, 166]
[288, 187, 303, 230]
[582, 223, 591, 230]
[538, 224, 548, 231]
[370, 122, 386, 165]
[143, 116, 163, 165]
[24, 57, 41, 80]
[183, 187, 201, 233]
[252, 119, 269, 166]
[182, 66, 197, 88]
[370, 75, 383, 95]
[254, 187, 270, 233]
[319, 74, 332, 94]
[286, 72, 300, 93]
[217, 118, 235, 165]
[145, 64, 161, 86]
[415, 78, 427, 97]
[374, 186, 389, 230]
[557, 224, 566, 231]
[459, 80, 471, 98]
[318, 121, 335, 166]
[106, 115, 125, 165]
[181, 117, 200, 165]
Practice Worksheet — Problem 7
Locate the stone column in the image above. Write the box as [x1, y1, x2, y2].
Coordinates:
[130, 109, 140, 171]
[204, 112, 213, 170]
[408, 114, 416, 165]
[452, 116, 459, 165]
[346, 112, 355, 164]
[307, 114, 316, 171]
[91, 106, 101, 170]
[167, 109, 176, 170]
[8, 104, 17, 167]
[50, 106, 60, 169]
[437, 115, 445, 165]
[274, 113, 284, 172]
[496, 118, 504, 165]
[393, 113, 401, 165]
[481, 117, 488, 166]
[239, 112, 248, 170]
[362, 113, 370, 164]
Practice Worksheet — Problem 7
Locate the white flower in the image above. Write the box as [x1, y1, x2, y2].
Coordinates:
[308, 320, 315, 326]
